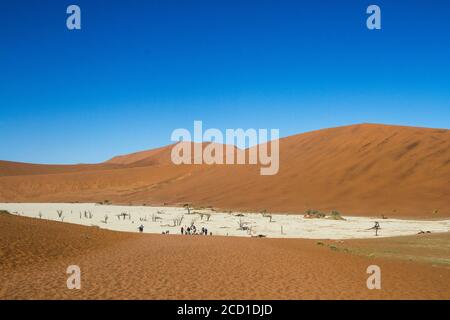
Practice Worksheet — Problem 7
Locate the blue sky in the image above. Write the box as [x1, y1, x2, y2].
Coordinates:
[1, 0, 449, 164]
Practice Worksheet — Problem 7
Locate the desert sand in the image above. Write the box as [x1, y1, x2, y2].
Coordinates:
[1, 203, 449, 239]
[1, 123, 449, 300]
[0, 124, 449, 218]
[1, 211, 449, 300]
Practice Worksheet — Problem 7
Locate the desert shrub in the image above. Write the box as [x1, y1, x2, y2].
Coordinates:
[304, 209, 326, 219]
[329, 210, 345, 220]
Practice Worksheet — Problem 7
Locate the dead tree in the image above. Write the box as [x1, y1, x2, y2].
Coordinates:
[152, 214, 162, 222]
[261, 210, 273, 222]
[199, 213, 211, 221]
[184, 204, 192, 215]
[237, 219, 249, 231]
[172, 215, 184, 227]
[368, 222, 381, 236]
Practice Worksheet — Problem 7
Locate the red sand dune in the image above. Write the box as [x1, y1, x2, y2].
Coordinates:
[0, 124, 449, 218]
[1, 212, 449, 299]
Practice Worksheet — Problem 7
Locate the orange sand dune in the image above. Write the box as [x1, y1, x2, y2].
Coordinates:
[0, 124, 449, 218]
[1, 212, 449, 299]
[0, 160, 123, 177]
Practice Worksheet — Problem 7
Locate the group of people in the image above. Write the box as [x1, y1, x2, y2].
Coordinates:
[137, 224, 212, 236]
[181, 225, 211, 236]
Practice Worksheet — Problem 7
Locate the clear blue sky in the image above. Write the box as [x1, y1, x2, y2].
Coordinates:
[1, 0, 449, 164]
